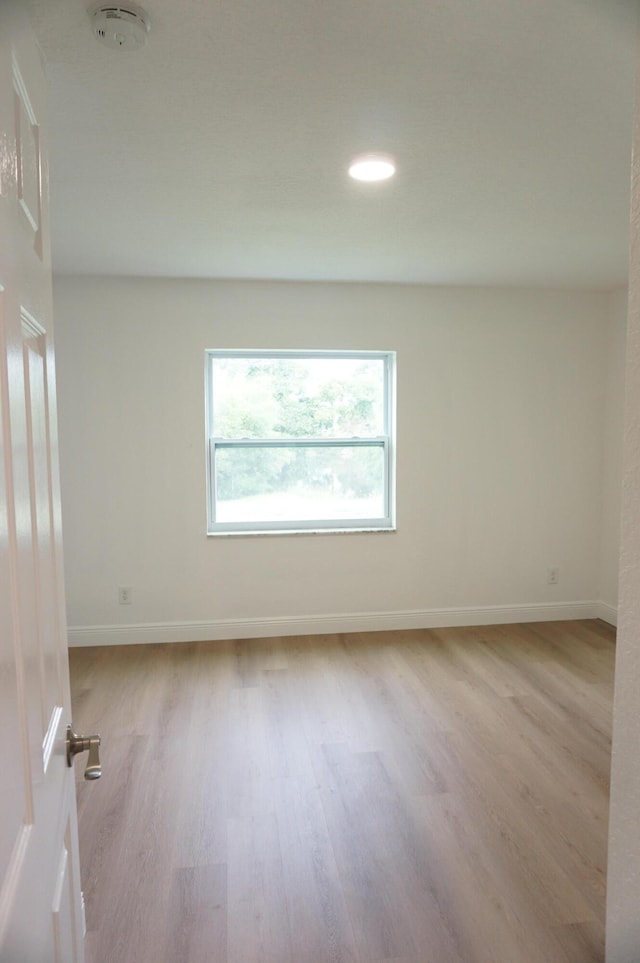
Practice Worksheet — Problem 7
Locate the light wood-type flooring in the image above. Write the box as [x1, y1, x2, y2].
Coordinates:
[70, 619, 615, 963]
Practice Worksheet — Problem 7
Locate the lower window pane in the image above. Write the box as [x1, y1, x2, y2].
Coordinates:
[215, 445, 385, 524]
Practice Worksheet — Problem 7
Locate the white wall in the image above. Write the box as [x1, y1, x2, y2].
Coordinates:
[53, 277, 611, 644]
[599, 288, 628, 622]
[606, 29, 640, 957]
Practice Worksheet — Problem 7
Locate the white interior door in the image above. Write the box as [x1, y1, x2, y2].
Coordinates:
[0, 5, 86, 961]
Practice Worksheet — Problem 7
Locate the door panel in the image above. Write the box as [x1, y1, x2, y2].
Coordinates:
[23, 319, 62, 729]
[13, 63, 42, 256]
[0, 292, 27, 888]
[0, 6, 85, 961]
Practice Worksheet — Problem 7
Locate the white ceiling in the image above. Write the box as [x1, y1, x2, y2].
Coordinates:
[27, 0, 637, 287]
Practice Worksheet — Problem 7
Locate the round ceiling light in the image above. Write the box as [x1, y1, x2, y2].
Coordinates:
[348, 153, 396, 182]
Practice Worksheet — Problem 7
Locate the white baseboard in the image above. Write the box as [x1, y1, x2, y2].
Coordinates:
[67, 600, 602, 647]
[595, 600, 618, 626]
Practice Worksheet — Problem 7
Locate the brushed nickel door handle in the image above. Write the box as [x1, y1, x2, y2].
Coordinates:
[66, 725, 102, 780]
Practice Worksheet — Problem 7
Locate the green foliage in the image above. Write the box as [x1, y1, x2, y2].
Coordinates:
[213, 357, 385, 504]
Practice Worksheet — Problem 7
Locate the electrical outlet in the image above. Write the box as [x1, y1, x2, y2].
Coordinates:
[547, 567, 559, 585]
[118, 585, 132, 605]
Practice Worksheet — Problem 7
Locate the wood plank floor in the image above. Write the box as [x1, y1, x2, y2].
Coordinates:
[69, 619, 615, 963]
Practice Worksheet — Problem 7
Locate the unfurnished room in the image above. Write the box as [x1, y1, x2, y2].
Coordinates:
[1, 2, 640, 961]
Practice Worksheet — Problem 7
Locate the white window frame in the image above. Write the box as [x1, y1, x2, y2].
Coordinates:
[205, 349, 396, 535]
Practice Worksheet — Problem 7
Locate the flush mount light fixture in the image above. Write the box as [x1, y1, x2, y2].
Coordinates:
[348, 153, 396, 182]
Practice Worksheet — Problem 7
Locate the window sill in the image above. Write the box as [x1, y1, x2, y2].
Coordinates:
[207, 526, 397, 538]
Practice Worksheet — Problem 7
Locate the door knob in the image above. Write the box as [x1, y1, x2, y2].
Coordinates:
[66, 725, 102, 780]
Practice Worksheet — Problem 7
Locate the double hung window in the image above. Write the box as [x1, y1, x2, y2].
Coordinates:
[205, 350, 395, 534]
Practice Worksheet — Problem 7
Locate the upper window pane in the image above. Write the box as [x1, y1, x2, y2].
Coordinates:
[211, 355, 386, 439]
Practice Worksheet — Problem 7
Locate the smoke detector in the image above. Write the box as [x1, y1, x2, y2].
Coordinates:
[92, 4, 150, 50]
